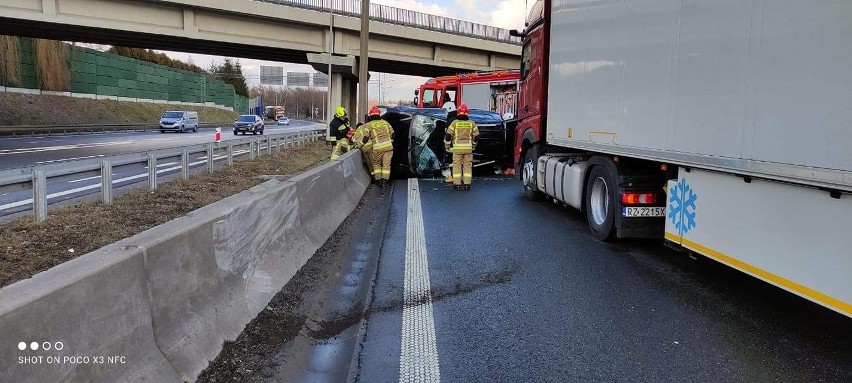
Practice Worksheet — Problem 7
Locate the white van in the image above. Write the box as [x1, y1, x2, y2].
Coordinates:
[159, 111, 199, 133]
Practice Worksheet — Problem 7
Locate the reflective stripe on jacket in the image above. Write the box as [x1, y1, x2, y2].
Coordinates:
[446, 120, 478, 154]
[330, 117, 351, 140]
[368, 119, 394, 151]
[353, 125, 373, 151]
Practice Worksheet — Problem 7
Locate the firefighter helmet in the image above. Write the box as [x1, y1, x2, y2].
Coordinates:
[457, 103, 470, 116]
[335, 106, 347, 118]
[369, 106, 381, 116]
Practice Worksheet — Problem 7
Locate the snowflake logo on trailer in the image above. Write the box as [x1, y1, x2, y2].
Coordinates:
[669, 177, 698, 236]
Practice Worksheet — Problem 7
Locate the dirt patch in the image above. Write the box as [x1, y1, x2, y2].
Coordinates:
[0, 92, 238, 126]
[302, 263, 519, 343]
[0, 142, 328, 288]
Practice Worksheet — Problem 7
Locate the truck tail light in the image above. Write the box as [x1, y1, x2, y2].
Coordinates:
[622, 193, 657, 205]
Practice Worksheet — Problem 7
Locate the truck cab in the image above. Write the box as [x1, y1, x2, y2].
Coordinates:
[512, 0, 548, 168]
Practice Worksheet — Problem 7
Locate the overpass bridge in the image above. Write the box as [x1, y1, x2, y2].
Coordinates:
[0, 0, 522, 115]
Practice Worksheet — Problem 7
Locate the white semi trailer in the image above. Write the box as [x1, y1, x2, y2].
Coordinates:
[511, 0, 851, 317]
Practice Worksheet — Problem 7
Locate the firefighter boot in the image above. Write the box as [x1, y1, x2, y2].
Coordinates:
[464, 184, 471, 191]
[453, 185, 460, 191]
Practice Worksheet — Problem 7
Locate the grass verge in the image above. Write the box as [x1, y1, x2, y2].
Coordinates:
[0, 92, 239, 126]
[0, 141, 329, 289]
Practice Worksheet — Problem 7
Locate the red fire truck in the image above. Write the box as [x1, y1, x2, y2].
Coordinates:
[415, 70, 519, 116]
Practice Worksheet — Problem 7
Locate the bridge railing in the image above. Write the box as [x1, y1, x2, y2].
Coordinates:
[260, 0, 522, 44]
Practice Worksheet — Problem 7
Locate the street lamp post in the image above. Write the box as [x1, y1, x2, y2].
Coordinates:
[359, 0, 369, 119]
[327, 7, 334, 137]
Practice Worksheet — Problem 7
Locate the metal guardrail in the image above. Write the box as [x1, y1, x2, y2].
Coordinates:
[0, 123, 232, 136]
[261, 0, 522, 45]
[0, 128, 325, 222]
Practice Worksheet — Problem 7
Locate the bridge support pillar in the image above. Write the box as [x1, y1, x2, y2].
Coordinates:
[307, 53, 365, 123]
[329, 74, 356, 122]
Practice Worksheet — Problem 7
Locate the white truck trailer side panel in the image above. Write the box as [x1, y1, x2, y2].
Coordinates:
[665, 169, 852, 317]
[546, 0, 852, 191]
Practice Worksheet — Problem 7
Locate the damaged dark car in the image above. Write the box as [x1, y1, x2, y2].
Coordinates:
[368, 106, 514, 179]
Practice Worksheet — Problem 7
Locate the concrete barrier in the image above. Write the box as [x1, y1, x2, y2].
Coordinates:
[0, 246, 181, 382]
[0, 150, 370, 382]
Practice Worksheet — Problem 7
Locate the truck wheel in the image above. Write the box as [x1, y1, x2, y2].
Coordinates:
[585, 166, 615, 241]
[522, 147, 543, 200]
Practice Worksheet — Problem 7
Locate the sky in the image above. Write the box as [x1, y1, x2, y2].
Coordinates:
[159, 0, 529, 103]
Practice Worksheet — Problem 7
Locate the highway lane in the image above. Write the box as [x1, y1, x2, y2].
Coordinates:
[0, 120, 324, 218]
[0, 119, 319, 170]
[351, 178, 851, 382]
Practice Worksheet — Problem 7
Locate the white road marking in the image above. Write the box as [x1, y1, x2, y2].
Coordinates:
[0, 141, 133, 155]
[34, 154, 106, 165]
[0, 149, 252, 212]
[399, 178, 441, 383]
[143, 162, 178, 169]
[69, 174, 116, 183]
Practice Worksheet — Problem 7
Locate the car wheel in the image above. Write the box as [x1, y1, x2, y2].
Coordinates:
[522, 146, 544, 201]
[160, 130, 165, 133]
[585, 165, 616, 241]
[193, 126, 198, 133]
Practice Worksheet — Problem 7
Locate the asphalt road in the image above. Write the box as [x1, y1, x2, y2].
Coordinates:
[350, 178, 851, 382]
[0, 120, 318, 170]
[0, 120, 322, 217]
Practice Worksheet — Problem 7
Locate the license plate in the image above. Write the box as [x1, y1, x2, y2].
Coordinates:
[622, 207, 666, 217]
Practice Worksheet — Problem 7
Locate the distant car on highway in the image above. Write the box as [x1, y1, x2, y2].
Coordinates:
[233, 115, 264, 135]
[159, 111, 199, 133]
[277, 116, 290, 126]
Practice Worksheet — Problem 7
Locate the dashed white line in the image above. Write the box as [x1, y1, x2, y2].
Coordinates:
[34, 155, 106, 165]
[69, 174, 116, 183]
[143, 162, 179, 169]
[399, 178, 441, 383]
[0, 141, 134, 155]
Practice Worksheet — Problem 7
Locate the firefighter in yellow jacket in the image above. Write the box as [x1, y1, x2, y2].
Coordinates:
[329, 106, 352, 161]
[351, 119, 374, 176]
[363, 106, 394, 187]
[444, 104, 479, 191]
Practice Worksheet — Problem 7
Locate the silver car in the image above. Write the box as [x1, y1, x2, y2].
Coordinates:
[159, 111, 199, 133]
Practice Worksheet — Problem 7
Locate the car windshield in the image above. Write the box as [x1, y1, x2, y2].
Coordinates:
[162, 112, 183, 119]
[278, 117, 287, 120]
[238, 115, 255, 122]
